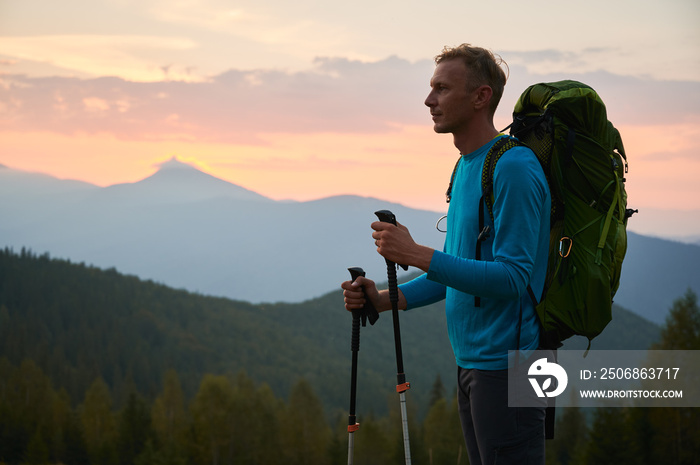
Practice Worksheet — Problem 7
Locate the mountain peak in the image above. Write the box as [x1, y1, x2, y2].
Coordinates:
[104, 156, 271, 204]
[155, 156, 199, 171]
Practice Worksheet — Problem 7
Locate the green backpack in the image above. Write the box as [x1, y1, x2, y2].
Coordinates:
[480, 80, 637, 350]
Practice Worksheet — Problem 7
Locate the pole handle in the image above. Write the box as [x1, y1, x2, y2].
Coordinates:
[347, 267, 379, 326]
[374, 210, 409, 271]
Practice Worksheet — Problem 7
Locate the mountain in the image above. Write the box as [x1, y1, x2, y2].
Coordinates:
[0, 163, 96, 198]
[0, 160, 446, 304]
[0, 160, 698, 324]
[100, 157, 272, 205]
[615, 233, 700, 324]
[0, 248, 660, 419]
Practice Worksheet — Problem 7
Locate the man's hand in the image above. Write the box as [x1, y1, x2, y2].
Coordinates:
[341, 275, 382, 312]
[371, 221, 434, 272]
[341, 276, 407, 313]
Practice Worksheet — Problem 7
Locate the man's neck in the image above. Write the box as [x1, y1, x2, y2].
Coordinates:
[453, 125, 500, 155]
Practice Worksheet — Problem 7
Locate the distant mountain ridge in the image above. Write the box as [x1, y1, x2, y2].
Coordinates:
[625, 206, 700, 245]
[0, 163, 96, 198]
[1, 159, 698, 324]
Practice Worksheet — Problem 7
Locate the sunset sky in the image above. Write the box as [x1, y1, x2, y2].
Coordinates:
[1, 0, 699, 217]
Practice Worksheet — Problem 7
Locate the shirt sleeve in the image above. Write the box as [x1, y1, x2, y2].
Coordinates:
[398, 271, 447, 310]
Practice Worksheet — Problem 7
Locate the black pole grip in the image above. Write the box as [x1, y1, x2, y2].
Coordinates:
[348, 266, 366, 283]
[374, 209, 398, 225]
[348, 267, 379, 326]
[374, 210, 409, 271]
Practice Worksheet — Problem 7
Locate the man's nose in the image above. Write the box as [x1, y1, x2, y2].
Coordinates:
[424, 92, 435, 107]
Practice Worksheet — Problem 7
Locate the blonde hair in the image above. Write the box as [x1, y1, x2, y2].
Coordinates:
[435, 44, 509, 114]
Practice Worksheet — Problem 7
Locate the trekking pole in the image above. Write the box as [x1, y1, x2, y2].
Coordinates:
[346, 267, 379, 465]
[374, 209, 412, 465]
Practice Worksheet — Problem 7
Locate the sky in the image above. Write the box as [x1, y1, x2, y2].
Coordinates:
[1, 0, 699, 220]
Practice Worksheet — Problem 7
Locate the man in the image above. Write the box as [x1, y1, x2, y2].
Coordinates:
[341, 44, 551, 464]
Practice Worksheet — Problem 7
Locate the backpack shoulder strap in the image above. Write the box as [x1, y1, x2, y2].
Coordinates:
[473, 135, 524, 307]
[482, 136, 542, 306]
[481, 135, 525, 223]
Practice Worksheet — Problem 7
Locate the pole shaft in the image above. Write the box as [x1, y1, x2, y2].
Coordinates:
[399, 392, 412, 465]
[349, 315, 360, 417]
[387, 261, 405, 377]
[347, 267, 365, 465]
[374, 210, 412, 465]
[348, 433, 355, 465]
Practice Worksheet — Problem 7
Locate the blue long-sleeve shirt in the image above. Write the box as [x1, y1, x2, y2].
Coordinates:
[399, 135, 550, 370]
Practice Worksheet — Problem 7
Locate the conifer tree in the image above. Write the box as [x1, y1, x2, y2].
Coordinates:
[423, 395, 465, 465]
[24, 428, 50, 465]
[351, 412, 393, 465]
[151, 369, 188, 453]
[61, 410, 91, 465]
[279, 378, 331, 465]
[428, 374, 446, 408]
[235, 376, 284, 465]
[653, 289, 700, 351]
[584, 407, 638, 465]
[190, 374, 236, 465]
[48, 388, 75, 464]
[646, 289, 700, 464]
[81, 377, 117, 465]
[117, 390, 152, 465]
[545, 402, 588, 465]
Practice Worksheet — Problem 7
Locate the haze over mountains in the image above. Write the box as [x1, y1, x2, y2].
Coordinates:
[2, 159, 698, 324]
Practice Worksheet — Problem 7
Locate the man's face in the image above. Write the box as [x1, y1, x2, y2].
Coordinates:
[424, 59, 476, 135]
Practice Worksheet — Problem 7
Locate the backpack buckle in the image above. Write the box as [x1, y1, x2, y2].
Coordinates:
[478, 226, 491, 242]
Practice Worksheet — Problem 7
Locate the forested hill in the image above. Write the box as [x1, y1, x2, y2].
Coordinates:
[1, 247, 354, 410]
[0, 247, 451, 417]
[0, 247, 660, 418]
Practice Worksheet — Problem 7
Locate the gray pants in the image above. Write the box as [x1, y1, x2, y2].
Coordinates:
[457, 365, 546, 465]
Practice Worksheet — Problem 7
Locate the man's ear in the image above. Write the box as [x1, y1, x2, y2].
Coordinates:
[473, 85, 493, 110]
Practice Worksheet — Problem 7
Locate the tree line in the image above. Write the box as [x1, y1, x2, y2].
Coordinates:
[0, 357, 460, 465]
[0, 249, 698, 464]
[1, 289, 698, 465]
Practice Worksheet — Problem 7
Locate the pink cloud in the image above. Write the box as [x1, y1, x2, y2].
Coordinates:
[1, 57, 698, 152]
